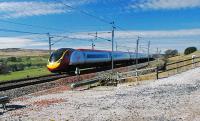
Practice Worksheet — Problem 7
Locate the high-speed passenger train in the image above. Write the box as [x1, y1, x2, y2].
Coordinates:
[47, 48, 152, 73]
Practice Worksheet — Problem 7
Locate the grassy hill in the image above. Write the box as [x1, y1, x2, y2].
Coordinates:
[0, 48, 51, 82]
[0, 48, 49, 57]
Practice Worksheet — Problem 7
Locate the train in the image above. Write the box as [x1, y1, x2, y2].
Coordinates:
[47, 48, 153, 73]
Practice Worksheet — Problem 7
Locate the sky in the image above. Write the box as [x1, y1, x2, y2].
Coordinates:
[0, 0, 200, 53]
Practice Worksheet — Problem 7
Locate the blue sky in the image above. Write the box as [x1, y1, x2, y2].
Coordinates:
[0, 0, 200, 53]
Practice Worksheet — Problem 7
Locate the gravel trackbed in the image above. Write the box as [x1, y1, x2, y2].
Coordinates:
[1, 68, 200, 121]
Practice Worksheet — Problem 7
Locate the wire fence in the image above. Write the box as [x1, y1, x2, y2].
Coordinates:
[157, 56, 200, 79]
[116, 67, 156, 81]
[73, 56, 200, 87]
[101, 56, 200, 84]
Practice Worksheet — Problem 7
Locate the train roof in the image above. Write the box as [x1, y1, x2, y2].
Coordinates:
[57, 48, 147, 55]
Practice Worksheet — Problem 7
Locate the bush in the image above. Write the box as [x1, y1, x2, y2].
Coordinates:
[17, 64, 25, 71]
[164, 49, 178, 58]
[7, 57, 22, 62]
[9, 64, 25, 72]
[184, 47, 197, 55]
[26, 57, 31, 61]
[27, 63, 32, 67]
[7, 57, 17, 62]
[17, 58, 22, 62]
[0, 58, 7, 63]
[0, 62, 9, 74]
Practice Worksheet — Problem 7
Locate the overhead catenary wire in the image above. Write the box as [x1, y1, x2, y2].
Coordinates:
[88, 34, 111, 42]
[0, 20, 59, 31]
[0, 28, 46, 35]
[56, 0, 111, 25]
[0, 19, 75, 34]
[55, 0, 133, 35]
[0, 28, 93, 43]
[0, 1, 141, 44]
[0, 0, 141, 39]
[0, 1, 146, 53]
[0, 1, 120, 36]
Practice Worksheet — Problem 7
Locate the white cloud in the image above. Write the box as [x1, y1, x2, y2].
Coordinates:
[115, 29, 200, 39]
[130, 0, 200, 10]
[69, 28, 200, 39]
[0, 37, 48, 48]
[1, 28, 200, 52]
[0, 0, 93, 19]
[67, 28, 200, 52]
[0, 1, 65, 18]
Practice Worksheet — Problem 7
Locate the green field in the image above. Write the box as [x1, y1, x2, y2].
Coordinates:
[0, 67, 51, 82]
[0, 50, 51, 82]
[0, 56, 51, 82]
[4, 56, 48, 66]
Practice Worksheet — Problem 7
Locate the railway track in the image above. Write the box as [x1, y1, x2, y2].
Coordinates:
[0, 74, 69, 91]
[0, 62, 150, 92]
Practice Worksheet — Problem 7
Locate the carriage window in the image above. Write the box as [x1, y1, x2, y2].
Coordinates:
[87, 54, 108, 58]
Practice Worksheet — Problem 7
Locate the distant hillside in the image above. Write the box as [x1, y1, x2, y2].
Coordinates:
[0, 48, 49, 57]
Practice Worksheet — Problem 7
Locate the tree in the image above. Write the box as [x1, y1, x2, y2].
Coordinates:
[164, 49, 178, 57]
[184, 47, 197, 55]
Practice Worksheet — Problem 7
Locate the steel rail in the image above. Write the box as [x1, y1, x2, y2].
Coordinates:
[0, 74, 69, 91]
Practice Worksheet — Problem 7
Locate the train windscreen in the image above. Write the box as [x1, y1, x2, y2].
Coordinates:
[49, 49, 66, 62]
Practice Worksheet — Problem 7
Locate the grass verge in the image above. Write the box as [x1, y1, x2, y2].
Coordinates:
[0, 67, 51, 82]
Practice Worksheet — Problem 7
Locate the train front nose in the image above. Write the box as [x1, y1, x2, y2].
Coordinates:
[47, 61, 61, 72]
[47, 49, 66, 72]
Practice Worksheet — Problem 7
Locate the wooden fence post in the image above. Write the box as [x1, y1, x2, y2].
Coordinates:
[156, 66, 159, 80]
[135, 69, 138, 84]
[192, 55, 196, 68]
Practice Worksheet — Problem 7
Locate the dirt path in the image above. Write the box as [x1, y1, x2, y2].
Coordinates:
[1, 68, 200, 121]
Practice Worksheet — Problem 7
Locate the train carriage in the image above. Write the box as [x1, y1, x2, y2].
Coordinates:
[47, 48, 152, 73]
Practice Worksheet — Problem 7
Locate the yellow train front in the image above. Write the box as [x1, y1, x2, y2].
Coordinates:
[47, 48, 71, 73]
[47, 48, 151, 73]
